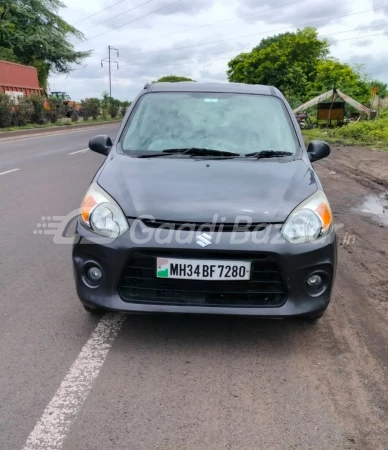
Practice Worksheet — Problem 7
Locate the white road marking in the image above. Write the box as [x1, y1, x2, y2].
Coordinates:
[69, 148, 89, 155]
[0, 168, 20, 176]
[22, 313, 126, 450]
[0, 124, 118, 144]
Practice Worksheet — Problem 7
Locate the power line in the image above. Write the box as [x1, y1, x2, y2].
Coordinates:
[101, 46, 119, 98]
[129, 0, 307, 44]
[74, 0, 129, 25]
[123, 4, 388, 57]
[331, 30, 388, 42]
[118, 29, 388, 69]
[84, 0, 185, 41]
[123, 22, 388, 67]
[82, 0, 158, 32]
[321, 22, 388, 38]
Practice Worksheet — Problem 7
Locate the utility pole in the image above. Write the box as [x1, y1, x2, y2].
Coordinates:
[101, 46, 119, 98]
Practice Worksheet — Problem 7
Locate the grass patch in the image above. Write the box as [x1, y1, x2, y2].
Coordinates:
[0, 117, 121, 133]
[302, 118, 388, 150]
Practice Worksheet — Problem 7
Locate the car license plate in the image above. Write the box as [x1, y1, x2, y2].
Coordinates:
[156, 258, 251, 280]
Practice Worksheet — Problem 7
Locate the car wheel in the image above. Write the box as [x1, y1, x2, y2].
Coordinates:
[83, 304, 104, 315]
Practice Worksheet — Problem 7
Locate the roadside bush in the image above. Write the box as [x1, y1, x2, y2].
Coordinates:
[0, 93, 12, 128]
[379, 109, 388, 119]
[46, 97, 66, 123]
[120, 101, 131, 117]
[101, 92, 110, 119]
[29, 94, 46, 124]
[331, 118, 388, 144]
[13, 96, 34, 126]
[108, 98, 121, 118]
[83, 98, 101, 120]
[303, 117, 388, 149]
[79, 100, 90, 121]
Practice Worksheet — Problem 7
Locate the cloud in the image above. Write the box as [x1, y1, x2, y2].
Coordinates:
[199, 69, 228, 82]
[352, 39, 373, 47]
[152, 0, 215, 15]
[237, 0, 352, 27]
[372, 0, 388, 16]
[83, 0, 215, 34]
[347, 54, 388, 82]
[52, 0, 388, 100]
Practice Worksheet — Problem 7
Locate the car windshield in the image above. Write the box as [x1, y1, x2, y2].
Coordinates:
[120, 92, 299, 155]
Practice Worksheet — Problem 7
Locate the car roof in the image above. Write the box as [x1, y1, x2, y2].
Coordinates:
[146, 82, 276, 96]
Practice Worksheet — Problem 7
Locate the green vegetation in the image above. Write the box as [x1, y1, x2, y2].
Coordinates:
[0, 117, 121, 133]
[227, 27, 381, 108]
[307, 60, 370, 105]
[303, 118, 388, 150]
[0, 0, 90, 90]
[156, 75, 194, 82]
[228, 28, 329, 100]
[0, 92, 131, 130]
[227, 26, 388, 151]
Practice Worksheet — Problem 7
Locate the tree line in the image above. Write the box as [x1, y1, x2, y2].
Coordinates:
[226, 28, 387, 108]
[0, 92, 131, 128]
[0, 0, 90, 91]
[157, 29, 387, 109]
[1, 0, 385, 109]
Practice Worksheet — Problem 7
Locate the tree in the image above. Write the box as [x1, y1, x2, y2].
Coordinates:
[101, 91, 110, 119]
[0, 0, 91, 90]
[156, 75, 194, 82]
[83, 98, 101, 120]
[0, 93, 12, 128]
[306, 60, 371, 105]
[120, 100, 131, 116]
[227, 28, 329, 98]
[108, 98, 121, 118]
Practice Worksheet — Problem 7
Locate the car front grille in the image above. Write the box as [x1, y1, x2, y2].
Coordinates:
[141, 219, 267, 232]
[118, 250, 287, 308]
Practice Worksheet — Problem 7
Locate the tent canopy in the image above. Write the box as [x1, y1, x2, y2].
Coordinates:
[293, 89, 373, 118]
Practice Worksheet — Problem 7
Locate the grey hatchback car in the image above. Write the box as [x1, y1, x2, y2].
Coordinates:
[72, 82, 337, 320]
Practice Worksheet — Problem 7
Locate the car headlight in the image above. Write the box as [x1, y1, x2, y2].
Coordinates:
[80, 182, 128, 238]
[282, 190, 333, 244]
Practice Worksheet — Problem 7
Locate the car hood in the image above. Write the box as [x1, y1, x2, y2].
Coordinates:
[97, 153, 318, 223]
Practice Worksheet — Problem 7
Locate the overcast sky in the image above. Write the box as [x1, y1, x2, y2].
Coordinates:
[51, 0, 388, 101]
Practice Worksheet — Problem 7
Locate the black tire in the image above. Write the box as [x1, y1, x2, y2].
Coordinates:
[83, 304, 104, 315]
[71, 111, 79, 122]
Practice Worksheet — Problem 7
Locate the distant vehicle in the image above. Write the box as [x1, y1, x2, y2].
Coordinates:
[73, 82, 337, 321]
[296, 113, 314, 129]
[0, 61, 80, 119]
[51, 91, 72, 101]
[49, 91, 80, 120]
[0, 59, 42, 100]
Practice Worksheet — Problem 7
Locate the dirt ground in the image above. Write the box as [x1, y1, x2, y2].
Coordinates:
[310, 145, 388, 449]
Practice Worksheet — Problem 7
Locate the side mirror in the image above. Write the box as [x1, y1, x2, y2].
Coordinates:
[89, 135, 113, 156]
[307, 140, 330, 162]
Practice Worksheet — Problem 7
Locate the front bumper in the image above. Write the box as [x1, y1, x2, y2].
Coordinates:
[72, 220, 337, 317]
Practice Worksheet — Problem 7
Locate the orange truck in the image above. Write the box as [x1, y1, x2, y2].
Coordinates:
[0, 60, 42, 102]
[0, 60, 80, 118]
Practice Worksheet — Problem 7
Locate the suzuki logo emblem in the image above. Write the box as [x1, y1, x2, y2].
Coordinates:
[196, 233, 212, 248]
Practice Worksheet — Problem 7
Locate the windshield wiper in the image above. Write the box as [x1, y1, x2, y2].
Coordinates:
[136, 152, 172, 158]
[162, 147, 240, 157]
[136, 148, 240, 158]
[245, 150, 294, 159]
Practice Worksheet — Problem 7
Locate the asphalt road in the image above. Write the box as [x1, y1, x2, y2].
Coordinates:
[0, 127, 387, 450]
